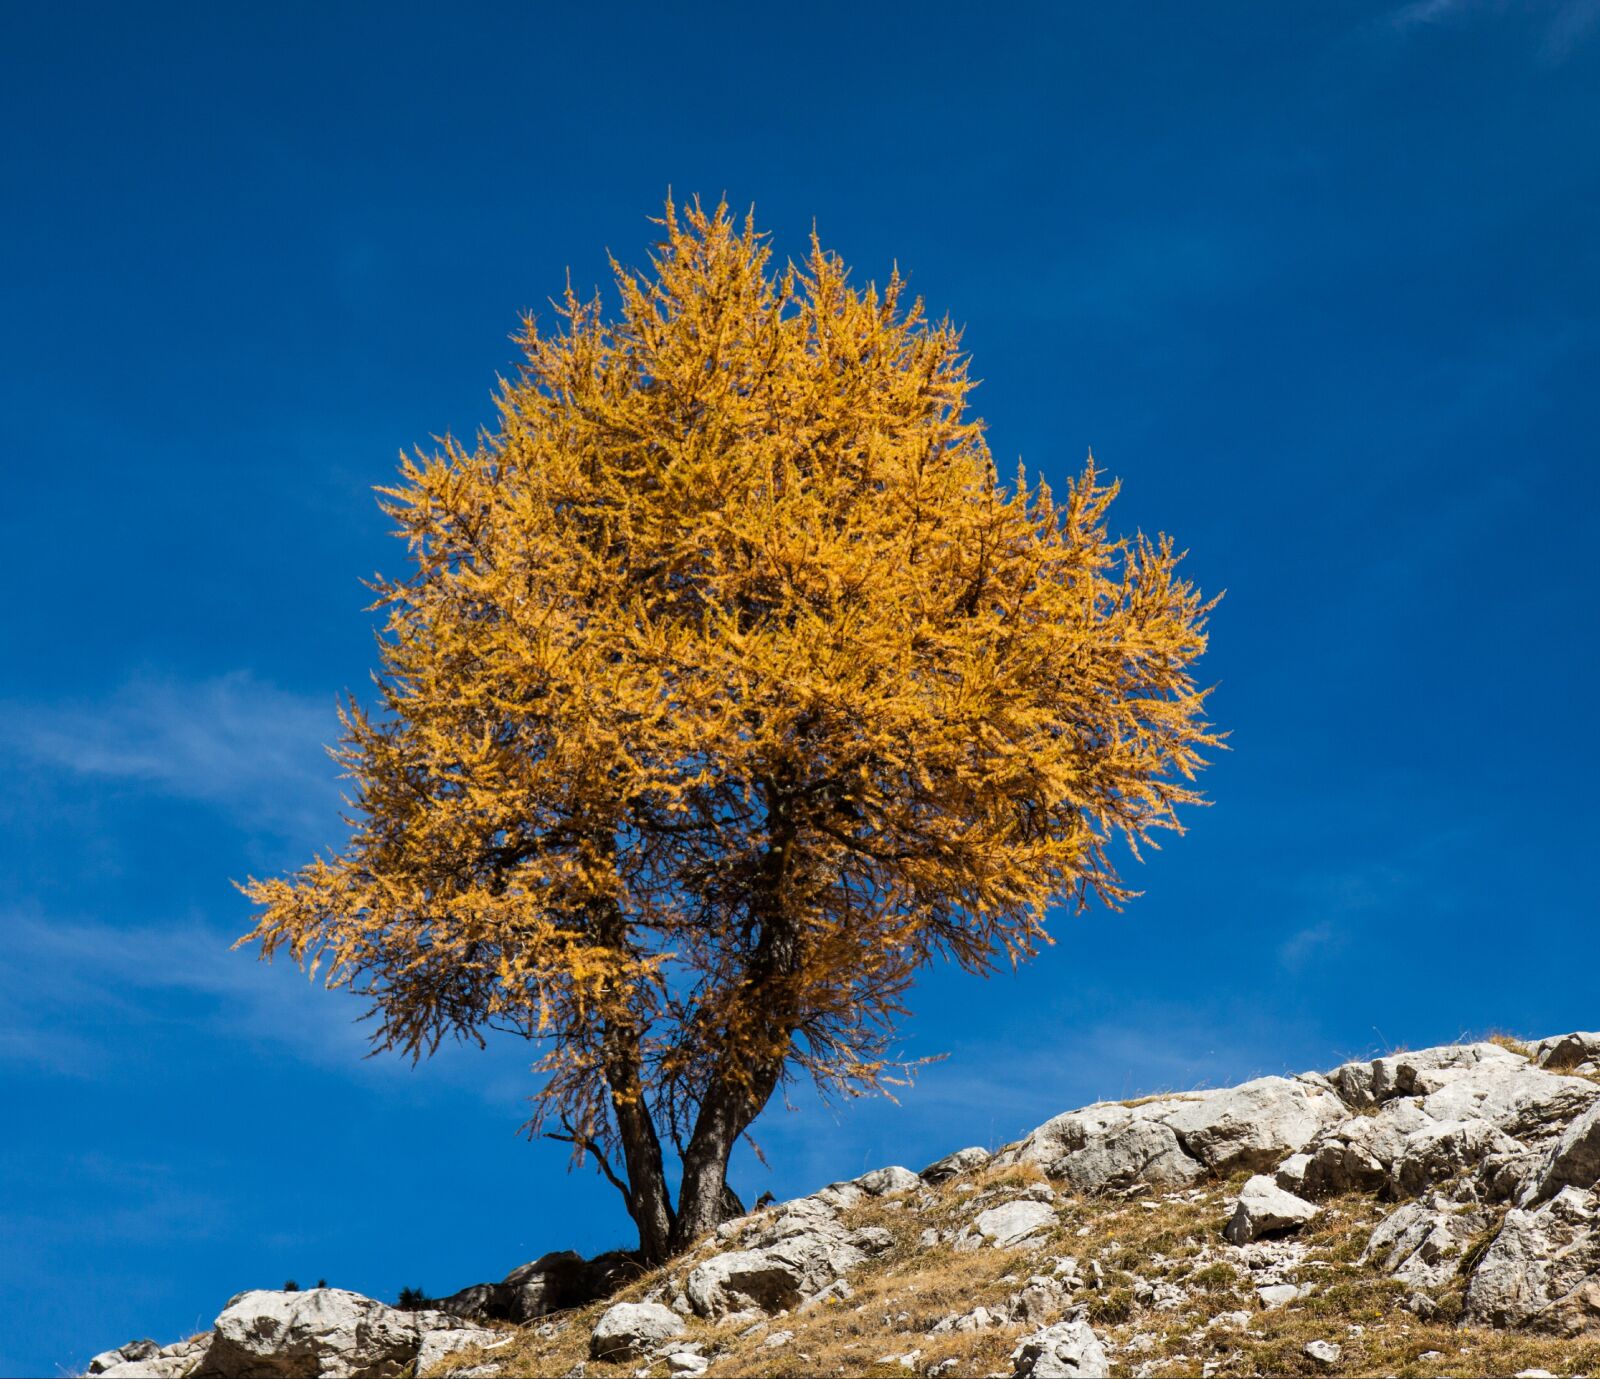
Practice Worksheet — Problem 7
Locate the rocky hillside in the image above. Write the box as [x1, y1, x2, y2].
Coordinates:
[85, 1032, 1600, 1377]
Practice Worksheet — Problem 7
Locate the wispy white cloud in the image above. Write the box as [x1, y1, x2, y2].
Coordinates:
[0, 908, 542, 1113]
[1, 671, 342, 836]
[1389, 0, 1480, 31]
[1384, 0, 1600, 60]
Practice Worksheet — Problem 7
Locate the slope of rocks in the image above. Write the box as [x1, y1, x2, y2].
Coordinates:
[85, 1031, 1600, 1377]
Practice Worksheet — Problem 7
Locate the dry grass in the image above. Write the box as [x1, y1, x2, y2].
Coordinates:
[424, 1166, 1600, 1378]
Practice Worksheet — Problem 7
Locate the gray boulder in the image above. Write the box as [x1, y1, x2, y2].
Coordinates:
[1531, 1032, 1600, 1070]
[1011, 1320, 1109, 1378]
[1364, 1192, 1493, 1290]
[1302, 1100, 1438, 1196]
[996, 1102, 1203, 1193]
[196, 1288, 472, 1379]
[1465, 1186, 1600, 1332]
[96, 1361, 198, 1379]
[851, 1166, 923, 1196]
[1224, 1175, 1319, 1244]
[969, 1199, 1058, 1248]
[1159, 1077, 1346, 1174]
[919, 1147, 991, 1185]
[1523, 1101, 1600, 1205]
[1418, 1063, 1597, 1141]
[1327, 1042, 1525, 1109]
[89, 1343, 162, 1374]
[438, 1250, 623, 1324]
[684, 1249, 805, 1318]
[415, 1327, 506, 1377]
[588, 1302, 684, 1361]
[1392, 1118, 1523, 1197]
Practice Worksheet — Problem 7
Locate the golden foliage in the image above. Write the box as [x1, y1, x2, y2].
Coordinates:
[241, 198, 1219, 1195]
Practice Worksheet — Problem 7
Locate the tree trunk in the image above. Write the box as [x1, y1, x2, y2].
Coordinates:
[592, 875, 677, 1265]
[670, 798, 799, 1252]
[609, 1077, 675, 1264]
[669, 1049, 785, 1251]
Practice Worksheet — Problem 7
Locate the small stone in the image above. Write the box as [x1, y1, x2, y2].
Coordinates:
[1224, 1175, 1320, 1244]
[1256, 1283, 1299, 1308]
[665, 1355, 708, 1376]
[589, 1302, 684, 1361]
[1304, 1339, 1342, 1365]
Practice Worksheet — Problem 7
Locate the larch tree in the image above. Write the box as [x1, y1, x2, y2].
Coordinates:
[240, 198, 1220, 1265]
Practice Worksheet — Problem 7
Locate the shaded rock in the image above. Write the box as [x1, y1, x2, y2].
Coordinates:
[920, 1147, 991, 1185]
[1465, 1186, 1600, 1333]
[1364, 1192, 1492, 1290]
[1328, 1042, 1525, 1109]
[439, 1250, 627, 1325]
[588, 1303, 683, 1361]
[1302, 1100, 1437, 1196]
[1223, 1175, 1319, 1244]
[1011, 1320, 1109, 1378]
[1161, 1077, 1346, 1174]
[1532, 1032, 1600, 1070]
[1392, 1118, 1523, 1197]
[684, 1250, 804, 1319]
[997, 1102, 1203, 1193]
[1274, 1153, 1312, 1194]
[1008, 1277, 1072, 1327]
[1523, 1101, 1600, 1205]
[89, 1343, 161, 1374]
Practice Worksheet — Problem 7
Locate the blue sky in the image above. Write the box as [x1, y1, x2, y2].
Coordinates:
[3, 2, 1597, 1373]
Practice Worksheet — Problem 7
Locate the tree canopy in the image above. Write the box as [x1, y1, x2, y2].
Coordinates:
[240, 198, 1220, 1262]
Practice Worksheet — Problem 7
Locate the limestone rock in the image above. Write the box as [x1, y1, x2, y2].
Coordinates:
[97, 1361, 199, 1378]
[439, 1250, 615, 1324]
[919, 1147, 991, 1185]
[89, 1343, 162, 1375]
[684, 1250, 804, 1319]
[1011, 1320, 1109, 1378]
[196, 1288, 471, 1379]
[1465, 1186, 1600, 1333]
[588, 1303, 684, 1361]
[415, 1327, 507, 1377]
[1531, 1032, 1600, 1070]
[1523, 1101, 1600, 1205]
[852, 1166, 922, 1196]
[1328, 1042, 1524, 1109]
[1302, 1099, 1438, 1196]
[1364, 1192, 1492, 1290]
[1419, 1064, 1598, 1141]
[1160, 1077, 1346, 1174]
[971, 1199, 1059, 1248]
[997, 1102, 1203, 1193]
[1274, 1152, 1312, 1194]
[1223, 1175, 1319, 1244]
[1303, 1339, 1342, 1365]
[1392, 1118, 1523, 1197]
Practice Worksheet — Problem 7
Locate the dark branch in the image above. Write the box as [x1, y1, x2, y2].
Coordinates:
[545, 1117, 632, 1205]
